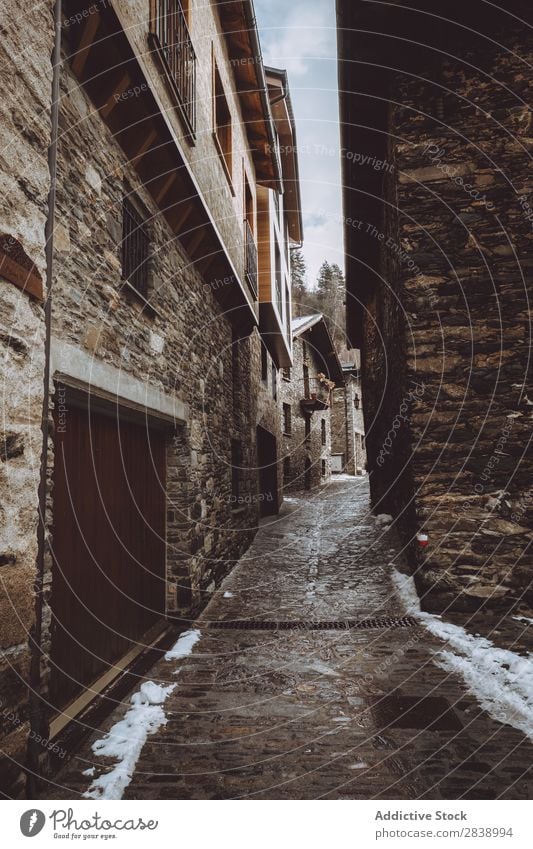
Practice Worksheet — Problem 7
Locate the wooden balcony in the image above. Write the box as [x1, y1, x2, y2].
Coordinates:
[299, 378, 335, 414]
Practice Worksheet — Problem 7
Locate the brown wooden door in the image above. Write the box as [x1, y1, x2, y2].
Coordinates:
[50, 398, 166, 711]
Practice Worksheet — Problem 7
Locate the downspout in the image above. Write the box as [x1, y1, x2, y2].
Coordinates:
[27, 0, 61, 798]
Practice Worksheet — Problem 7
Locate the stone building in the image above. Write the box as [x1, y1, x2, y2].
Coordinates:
[0, 0, 301, 795]
[331, 351, 367, 476]
[337, 0, 533, 611]
[281, 315, 344, 492]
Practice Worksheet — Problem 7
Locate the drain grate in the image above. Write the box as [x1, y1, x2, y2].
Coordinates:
[206, 616, 418, 632]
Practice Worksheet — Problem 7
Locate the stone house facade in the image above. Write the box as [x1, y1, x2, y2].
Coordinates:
[331, 353, 367, 476]
[0, 0, 302, 796]
[337, 0, 533, 612]
[281, 315, 344, 493]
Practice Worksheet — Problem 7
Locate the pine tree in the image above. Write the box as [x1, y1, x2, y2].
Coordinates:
[315, 260, 346, 347]
[290, 248, 307, 317]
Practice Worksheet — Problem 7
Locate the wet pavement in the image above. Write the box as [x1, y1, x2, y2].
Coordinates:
[44, 477, 533, 800]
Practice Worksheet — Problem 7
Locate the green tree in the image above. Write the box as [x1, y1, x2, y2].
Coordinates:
[290, 248, 307, 317]
[315, 261, 346, 346]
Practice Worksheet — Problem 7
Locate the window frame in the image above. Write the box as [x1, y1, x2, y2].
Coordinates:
[212, 51, 234, 193]
[283, 403, 292, 436]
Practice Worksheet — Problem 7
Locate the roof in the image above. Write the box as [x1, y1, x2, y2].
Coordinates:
[291, 314, 322, 336]
[217, 1, 282, 191]
[291, 314, 344, 386]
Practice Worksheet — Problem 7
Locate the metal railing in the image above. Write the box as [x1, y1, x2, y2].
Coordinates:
[122, 199, 150, 297]
[150, 0, 196, 135]
[244, 219, 258, 298]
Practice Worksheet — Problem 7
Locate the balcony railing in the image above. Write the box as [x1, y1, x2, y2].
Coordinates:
[150, 0, 197, 136]
[244, 219, 258, 298]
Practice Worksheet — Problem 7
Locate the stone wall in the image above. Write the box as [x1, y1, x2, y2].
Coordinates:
[0, 1, 53, 796]
[366, 30, 533, 611]
[281, 335, 331, 493]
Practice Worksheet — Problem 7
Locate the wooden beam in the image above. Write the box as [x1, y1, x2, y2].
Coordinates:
[129, 127, 158, 164]
[99, 71, 132, 119]
[0, 249, 43, 301]
[71, 11, 101, 78]
[154, 171, 178, 205]
[195, 250, 219, 277]
[184, 226, 208, 259]
[167, 201, 194, 234]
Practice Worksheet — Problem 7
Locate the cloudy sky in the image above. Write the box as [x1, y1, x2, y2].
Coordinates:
[254, 0, 343, 288]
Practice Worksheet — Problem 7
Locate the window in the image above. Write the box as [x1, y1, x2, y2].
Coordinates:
[354, 393, 360, 409]
[231, 439, 241, 503]
[321, 419, 326, 446]
[282, 366, 291, 381]
[261, 340, 268, 385]
[304, 414, 311, 444]
[283, 403, 292, 436]
[274, 243, 282, 315]
[149, 0, 196, 136]
[271, 362, 278, 401]
[232, 330, 240, 408]
[303, 362, 310, 398]
[213, 58, 232, 186]
[321, 459, 326, 477]
[121, 196, 150, 298]
[283, 456, 291, 478]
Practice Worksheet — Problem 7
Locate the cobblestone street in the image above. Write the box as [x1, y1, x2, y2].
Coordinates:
[46, 478, 533, 800]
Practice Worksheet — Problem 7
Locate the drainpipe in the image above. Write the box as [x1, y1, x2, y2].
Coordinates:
[27, 0, 61, 798]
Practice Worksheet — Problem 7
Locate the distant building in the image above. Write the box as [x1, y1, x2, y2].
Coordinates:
[331, 352, 367, 475]
[281, 315, 344, 492]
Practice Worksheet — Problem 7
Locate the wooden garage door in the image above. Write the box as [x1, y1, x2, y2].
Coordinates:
[50, 396, 166, 711]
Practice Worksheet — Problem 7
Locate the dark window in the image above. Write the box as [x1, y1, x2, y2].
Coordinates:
[121, 197, 150, 298]
[231, 439, 241, 503]
[283, 403, 292, 436]
[354, 393, 360, 409]
[282, 366, 291, 381]
[304, 414, 311, 443]
[274, 243, 282, 315]
[149, 0, 196, 135]
[283, 456, 291, 478]
[271, 362, 278, 401]
[303, 363, 310, 398]
[213, 60, 232, 184]
[321, 419, 326, 445]
[261, 340, 268, 385]
[321, 459, 326, 477]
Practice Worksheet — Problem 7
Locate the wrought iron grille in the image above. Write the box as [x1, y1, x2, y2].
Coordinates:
[244, 219, 258, 298]
[122, 198, 150, 297]
[150, 0, 197, 135]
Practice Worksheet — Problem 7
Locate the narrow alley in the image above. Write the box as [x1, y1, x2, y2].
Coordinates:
[45, 478, 533, 801]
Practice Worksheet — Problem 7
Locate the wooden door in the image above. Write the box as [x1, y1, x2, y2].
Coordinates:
[50, 397, 166, 711]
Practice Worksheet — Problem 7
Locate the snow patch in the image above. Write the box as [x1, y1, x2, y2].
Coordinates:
[164, 628, 201, 661]
[513, 615, 533, 627]
[392, 570, 533, 741]
[82, 767, 95, 778]
[349, 762, 369, 770]
[223, 591, 234, 599]
[375, 514, 393, 527]
[84, 681, 175, 800]
[84, 629, 202, 800]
